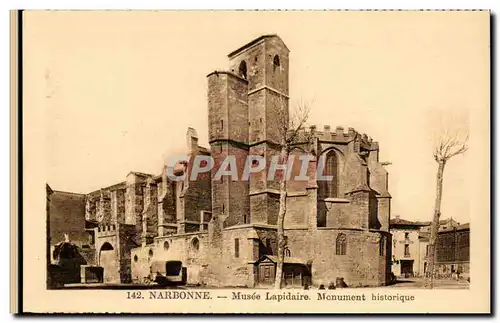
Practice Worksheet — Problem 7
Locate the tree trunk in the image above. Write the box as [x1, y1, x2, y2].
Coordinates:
[274, 147, 288, 289]
[426, 160, 446, 288]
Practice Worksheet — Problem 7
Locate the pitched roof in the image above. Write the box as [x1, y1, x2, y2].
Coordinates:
[418, 218, 460, 226]
[439, 222, 470, 233]
[390, 218, 428, 227]
[391, 217, 460, 228]
[228, 34, 289, 58]
[129, 171, 153, 178]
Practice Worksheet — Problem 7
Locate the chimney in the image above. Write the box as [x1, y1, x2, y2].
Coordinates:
[186, 127, 199, 154]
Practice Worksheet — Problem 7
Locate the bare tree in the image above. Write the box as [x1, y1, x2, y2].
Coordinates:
[426, 131, 468, 288]
[272, 95, 313, 289]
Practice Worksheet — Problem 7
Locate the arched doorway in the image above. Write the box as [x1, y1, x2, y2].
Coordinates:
[99, 242, 119, 283]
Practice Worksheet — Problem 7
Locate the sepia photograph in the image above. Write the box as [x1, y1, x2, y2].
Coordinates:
[15, 9, 490, 314]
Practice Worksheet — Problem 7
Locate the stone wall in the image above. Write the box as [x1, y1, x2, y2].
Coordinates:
[130, 245, 152, 283]
[345, 190, 370, 229]
[264, 36, 290, 94]
[118, 223, 140, 283]
[95, 224, 120, 283]
[229, 40, 265, 92]
[227, 73, 249, 144]
[49, 191, 88, 247]
[96, 190, 112, 224]
[188, 225, 278, 287]
[310, 229, 388, 287]
[132, 232, 209, 285]
[283, 194, 309, 227]
[140, 180, 158, 244]
[207, 72, 229, 143]
[111, 189, 126, 224]
[218, 227, 258, 287]
[125, 173, 145, 230]
[377, 197, 391, 232]
[158, 174, 177, 236]
[94, 223, 139, 284]
[284, 229, 314, 262]
[248, 91, 266, 144]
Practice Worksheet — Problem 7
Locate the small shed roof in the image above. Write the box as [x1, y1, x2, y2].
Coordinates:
[256, 255, 306, 265]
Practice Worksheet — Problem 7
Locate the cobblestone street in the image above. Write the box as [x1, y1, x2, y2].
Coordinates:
[385, 278, 470, 289]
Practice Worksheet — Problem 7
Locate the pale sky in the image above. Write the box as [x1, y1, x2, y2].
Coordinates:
[24, 11, 489, 224]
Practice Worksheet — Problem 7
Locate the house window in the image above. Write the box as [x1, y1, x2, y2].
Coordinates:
[134, 255, 138, 262]
[404, 244, 410, 257]
[220, 120, 224, 130]
[284, 247, 291, 257]
[404, 232, 409, 240]
[335, 233, 347, 255]
[234, 238, 240, 258]
[163, 241, 170, 251]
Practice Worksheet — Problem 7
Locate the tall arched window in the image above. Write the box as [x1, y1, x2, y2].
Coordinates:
[325, 150, 339, 198]
[336, 233, 347, 255]
[273, 54, 280, 72]
[379, 237, 385, 256]
[239, 61, 247, 79]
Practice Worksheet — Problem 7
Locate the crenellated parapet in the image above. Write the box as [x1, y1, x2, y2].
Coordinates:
[310, 124, 377, 149]
[96, 223, 118, 237]
[313, 125, 356, 143]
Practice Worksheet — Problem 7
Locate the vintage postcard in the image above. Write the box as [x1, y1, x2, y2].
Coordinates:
[13, 10, 491, 314]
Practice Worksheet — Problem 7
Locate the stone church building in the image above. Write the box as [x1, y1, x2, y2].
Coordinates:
[48, 35, 393, 288]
